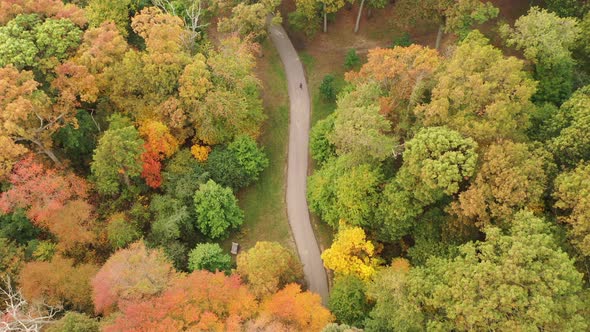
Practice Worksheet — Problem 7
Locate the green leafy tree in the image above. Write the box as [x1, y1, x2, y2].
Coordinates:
[32, 241, 57, 262]
[206, 147, 249, 191]
[404, 211, 588, 330]
[319, 74, 337, 102]
[415, 31, 536, 144]
[193, 180, 244, 239]
[107, 213, 141, 249]
[162, 149, 209, 204]
[227, 136, 269, 184]
[376, 179, 424, 241]
[0, 15, 81, 71]
[329, 83, 397, 162]
[375, 126, 477, 242]
[307, 157, 383, 228]
[366, 261, 423, 331]
[149, 194, 194, 250]
[218, 0, 282, 41]
[91, 126, 144, 195]
[553, 163, 590, 256]
[85, 0, 135, 36]
[310, 113, 337, 166]
[188, 243, 232, 273]
[0, 14, 41, 69]
[344, 49, 360, 70]
[54, 110, 99, 169]
[34, 18, 82, 64]
[549, 86, 590, 166]
[329, 275, 370, 328]
[0, 210, 40, 245]
[236, 241, 303, 298]
[545, 0, 589, 18]
[501, 7, 580, 65]
[185, 36, 265, 145]
[399, 126, 478, 204]
[394, 0, 498, 49]
[47, 312, 99, 332]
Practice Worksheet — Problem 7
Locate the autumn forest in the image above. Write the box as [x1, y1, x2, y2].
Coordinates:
[1, 0, 590, 331]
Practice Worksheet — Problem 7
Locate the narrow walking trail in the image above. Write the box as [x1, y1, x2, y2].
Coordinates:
[268, 22, 330, 303]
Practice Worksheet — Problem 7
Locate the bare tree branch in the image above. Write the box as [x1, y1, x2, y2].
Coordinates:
[0, 277, 60, 332]
[152, 0, 209, 53]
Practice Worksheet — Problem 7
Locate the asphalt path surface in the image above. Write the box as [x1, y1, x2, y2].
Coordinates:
[268, 21, 330, 304]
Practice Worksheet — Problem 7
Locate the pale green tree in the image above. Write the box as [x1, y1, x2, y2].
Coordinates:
[415, 31, 537, 144]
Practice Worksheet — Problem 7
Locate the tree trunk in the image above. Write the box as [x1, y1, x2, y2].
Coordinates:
[435, 23, 444, 50]
[43, 148, 62, 167]
[31, 139, 61, 166]
[354, 0, 365, 33]
[323, 3, 328, 33]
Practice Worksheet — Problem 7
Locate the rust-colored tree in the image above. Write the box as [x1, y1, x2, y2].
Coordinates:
[19, 256, 98, 313]
[42, 199, 96, 251]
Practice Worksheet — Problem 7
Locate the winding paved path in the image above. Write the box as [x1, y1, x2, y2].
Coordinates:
[268, 22, 330, 304]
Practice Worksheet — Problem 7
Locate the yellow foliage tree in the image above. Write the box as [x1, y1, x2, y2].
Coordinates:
[321, 224, 381, 281]
[191, 144, 211, 162]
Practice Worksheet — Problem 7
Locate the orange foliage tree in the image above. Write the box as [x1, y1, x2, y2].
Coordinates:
[19, 256, 98, 313]
[51, 61, 99, 114]
[139, 120, 179, 188]
[91, 241, 177, 315]
[103, 270, 258, 331]
[256, 283, 334, 331]
[0, 156, 87, 225]
[43, 199, 96, 251]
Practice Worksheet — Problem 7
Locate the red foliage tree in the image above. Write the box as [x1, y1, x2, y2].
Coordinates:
[0, 156, 87, 225]
[103, 271, 258, 331]
[140, 151, 162, 188]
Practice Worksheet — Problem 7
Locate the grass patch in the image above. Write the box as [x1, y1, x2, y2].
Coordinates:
[223, 40, 294, 253]
[300, 51, 349, 251]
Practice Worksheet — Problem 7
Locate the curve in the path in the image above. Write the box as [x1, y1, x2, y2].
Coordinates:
[268, 22, 330, 304]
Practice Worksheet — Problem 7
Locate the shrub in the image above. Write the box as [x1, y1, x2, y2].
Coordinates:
[344, 49, 360, 70]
